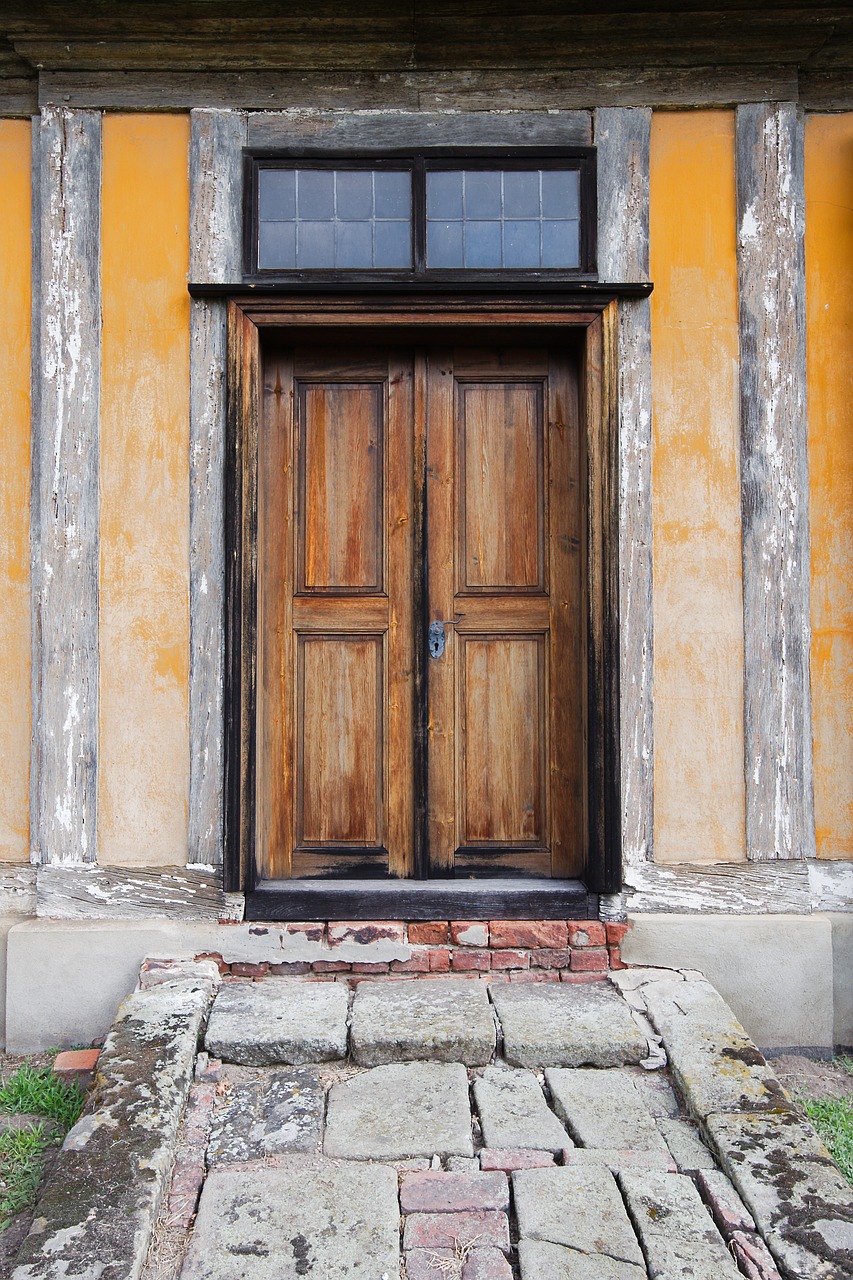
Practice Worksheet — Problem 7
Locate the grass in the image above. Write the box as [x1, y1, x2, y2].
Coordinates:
[0, 1065, 87, 1228]
[800, 1056, 853, 1187]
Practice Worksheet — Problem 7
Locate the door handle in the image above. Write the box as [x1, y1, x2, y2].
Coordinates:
[428, 620, 446, 659]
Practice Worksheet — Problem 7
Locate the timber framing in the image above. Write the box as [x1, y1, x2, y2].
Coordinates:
[223, 292, 624, 908]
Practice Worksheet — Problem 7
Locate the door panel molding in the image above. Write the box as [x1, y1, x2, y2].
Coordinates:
[225, 294, 621, 897]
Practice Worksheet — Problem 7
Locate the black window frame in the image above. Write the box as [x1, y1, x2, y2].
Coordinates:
[244, 149, 598, 284]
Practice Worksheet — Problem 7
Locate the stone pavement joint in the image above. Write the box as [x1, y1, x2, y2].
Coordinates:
[204, 978, 348, 1065]
[546, 1066, 671, 1153]
[350, 977, 496, 1066]
[473, 1066, 571, 1152]
[619, 1169, 741, 1279]
[513, 1166, 646, 1268]
[517, 1239, 645, 1279]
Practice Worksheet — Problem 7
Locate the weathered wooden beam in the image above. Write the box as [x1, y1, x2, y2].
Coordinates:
[31, 108, 101, 866]
[0, 865, 37, 917]
[736, 102, 815, 860]
[799, 70, 853, 111]
[35, 864, 241, 921]
[624, 859, 810, 914]
[246, 109, 592, 151]
[35, 66, 802, 112]
[0, 81, 37, 116]
[595, 108, 654, 875]
[188, 109, 246, 867]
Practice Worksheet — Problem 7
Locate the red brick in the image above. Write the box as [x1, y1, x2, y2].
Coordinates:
[400, 1172, 509, 1214]
[193, 951, 228, 974]
[54, 1048, 100, 1075]
[404, 1250, 455, 1280]
[350, 961, 389, 974]
[507, 969, 560, 982]
[728, 1231, 784, 1280]
[560, 970, 607, 983]
[605, 921, 631, 945]
[311, 960, 351, 972]
[451, 921, 489, 947]
[488, 920, 568, 949]
[608, 946, 627, 970]
[569, 947, 608, 972]
[567, 921, 606, 947]
[327, 921, 405, 946]
[391, 953, 431, 972]
[490, 949, 529, 970]
[463, 1248, 514, 1280]
[452, 949, 491, 972]
[479, 1148, 556, 1172]
[268, 961, 311, 975]
[403, 1210, 510, 1252]
[408, 921, 449, 945]
[230, 961, 269, 978]
[529, 948, 571, 969]
[284, 922, 325, 943]
[428, 947, 451, 972]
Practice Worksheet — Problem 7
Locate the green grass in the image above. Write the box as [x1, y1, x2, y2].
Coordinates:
[0, 1065, 87, 1228]
[800, 1057, 853, 1187]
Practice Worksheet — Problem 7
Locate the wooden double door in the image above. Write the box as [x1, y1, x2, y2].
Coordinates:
[258, 334, 586, 881]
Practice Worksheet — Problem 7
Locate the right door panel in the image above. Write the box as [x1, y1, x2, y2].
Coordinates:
[426, 345, 585, 877]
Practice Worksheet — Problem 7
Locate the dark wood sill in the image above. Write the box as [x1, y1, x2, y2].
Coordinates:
[246, 877, 597, 922]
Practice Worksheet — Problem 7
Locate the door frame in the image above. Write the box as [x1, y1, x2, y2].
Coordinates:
[224, 291, 623, 907]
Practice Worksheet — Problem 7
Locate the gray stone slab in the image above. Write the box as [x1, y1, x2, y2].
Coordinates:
[641, 978, 789, 1118]
[473, 1067, 571, 1153]
[351, 978, 496, 1066]
[11, 975, 217, 1280]
[491, 984, 646, 1070]
[656, 1118, 716, 1174]
[519, 1239, 645, 1280]
[513, 1166, 645, 1268]
[619, 1170, 741, 1279]
[205, 979, 348, 1065]
[546, 1068, 670, 1153]
[706, 1109, 853, 1280]
[179, 1159, 399, 1280]
[623, 1066, 680, 1118]
[561, 1147, 676, 1173]
[324, 1062, 474, 1160]
[207, 1069, 324, 1164]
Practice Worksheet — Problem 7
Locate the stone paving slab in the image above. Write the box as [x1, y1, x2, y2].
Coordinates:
[655, 1117, 716, 1174]
[619, 1169, 741, 1279]
[705, 1108, 853, 1280]
[351, 977, 496, 1065]
[560, 1147, 676, 1173]
[473, 1067, 571, 1152]
[640, 978, 790, 1117]
[490, 984, 646, 1069]
[205, 979, 348, 1065]
[324, 1062, 474, 1160]
[518, 1239, 645, 1280]
[179, 1159, 399, 1280]
[206, 1068, 324, 1163]
[546, 1067, 670, 1153]
[513, 1166, 646, 1268]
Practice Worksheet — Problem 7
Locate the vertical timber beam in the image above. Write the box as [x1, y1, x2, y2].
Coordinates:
[188, 108, 247, 868]
[736, 103, 815, 860]
[595, 107, 654, 876]
[31, 108, 101, 866]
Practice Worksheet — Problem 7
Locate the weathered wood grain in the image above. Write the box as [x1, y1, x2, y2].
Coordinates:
[624, 859, 811, 914]
[188, 108, 246, 867]
[736, 102, 815, 861]
[35, 864, 240, 920]
[34, 66, 805, 112]
[31, 108, 101, 866]
[0, 84, 37, 115]
[0, 865, 37, 917]
[799, 70, 853, 110]
[595, 108, 654, 874]
[247, 109, 592, 151]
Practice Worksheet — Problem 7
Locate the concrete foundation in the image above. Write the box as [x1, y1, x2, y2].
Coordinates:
[1, 912, 849, 1054]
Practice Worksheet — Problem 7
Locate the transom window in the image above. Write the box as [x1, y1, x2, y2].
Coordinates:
[247, 152, 596, 281]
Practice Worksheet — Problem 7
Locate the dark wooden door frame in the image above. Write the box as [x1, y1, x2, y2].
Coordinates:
[224, 292, 623, 903]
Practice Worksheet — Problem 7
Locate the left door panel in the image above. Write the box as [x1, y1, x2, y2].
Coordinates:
[258, 345, 416, 879]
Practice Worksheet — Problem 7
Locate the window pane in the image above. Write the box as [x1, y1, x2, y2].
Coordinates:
[465, 220, 502, 268]
[297, 171, 335, 221]
[258, 220, 296, 269]
[503, 171, 540, 219]
[541, 170, 580, 219]
[335, 171, 374, 220]
[374, 220, 411, 267]
[428, 220, 464, 267]
[504, 219, 540, 268]
[427, 171, 464, 219]
[541, 219, 580, 268]
[297, 221, 335, 268]
[465, 171, 502, 219]
[375, 171, 411, 219]
[259, 169, 296, 221]
[336, 221, 373, 268]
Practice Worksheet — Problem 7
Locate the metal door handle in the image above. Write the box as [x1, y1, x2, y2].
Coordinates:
[428, 620, 446, 659]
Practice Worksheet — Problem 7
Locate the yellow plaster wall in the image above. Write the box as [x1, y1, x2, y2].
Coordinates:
[649, 111, 746, 863]
[99, 115, 191, 866]
[0, 121, 32, 864]
[806, 114, 853, 860]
